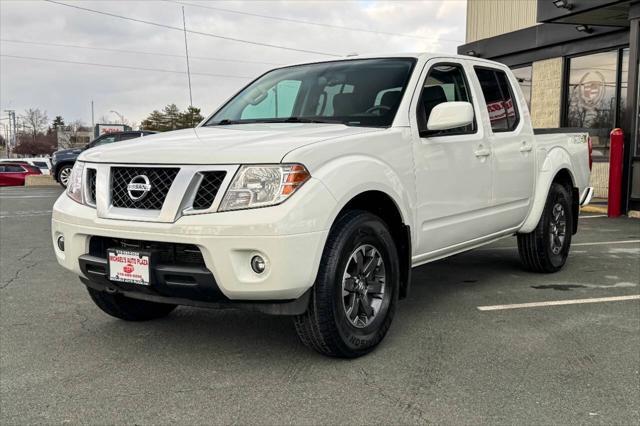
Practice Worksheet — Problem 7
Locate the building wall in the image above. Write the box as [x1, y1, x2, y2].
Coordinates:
[530, 57, 563, 128]
[466, 0, 537, 43]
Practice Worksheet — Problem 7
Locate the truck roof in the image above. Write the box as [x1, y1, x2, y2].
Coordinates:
[284, 52, 502, 68]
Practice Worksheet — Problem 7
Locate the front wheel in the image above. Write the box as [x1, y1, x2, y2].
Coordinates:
[293, 210, 399, 358]
[517, 183, 573, 273]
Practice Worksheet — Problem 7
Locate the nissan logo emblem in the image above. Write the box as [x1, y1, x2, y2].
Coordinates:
[127, 175, 152, 201]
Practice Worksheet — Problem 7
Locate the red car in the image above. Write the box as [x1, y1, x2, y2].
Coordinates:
[0, 162, 42, 186]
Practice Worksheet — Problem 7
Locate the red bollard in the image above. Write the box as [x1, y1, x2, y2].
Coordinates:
[608, 128, 624, 217]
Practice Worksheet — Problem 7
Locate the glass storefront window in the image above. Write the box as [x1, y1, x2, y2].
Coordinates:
[565, 50, 620, 159]
[511, 65, 532, 111]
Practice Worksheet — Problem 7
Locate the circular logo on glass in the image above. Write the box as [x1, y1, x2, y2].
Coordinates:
[577, 71, 606, 109]
[127, 175, 152, 201]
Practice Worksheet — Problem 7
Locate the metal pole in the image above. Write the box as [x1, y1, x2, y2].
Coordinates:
[91, 100, 95, 129]
[182, 6, 193, 107]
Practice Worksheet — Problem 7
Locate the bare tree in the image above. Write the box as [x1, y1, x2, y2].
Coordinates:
[20, 108, 49, 141]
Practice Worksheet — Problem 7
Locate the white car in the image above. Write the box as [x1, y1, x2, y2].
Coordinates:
[52, 53, 592, 357]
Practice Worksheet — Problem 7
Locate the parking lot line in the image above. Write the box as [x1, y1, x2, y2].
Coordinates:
[477, 295, 640, 311]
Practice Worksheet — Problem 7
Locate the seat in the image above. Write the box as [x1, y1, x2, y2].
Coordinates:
[380, 91, 402, 110]
[419, 86, 448, 130]
[332, 93, 357, 116]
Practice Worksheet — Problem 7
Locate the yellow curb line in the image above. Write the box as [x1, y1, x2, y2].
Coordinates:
[580, 205, 608, 214]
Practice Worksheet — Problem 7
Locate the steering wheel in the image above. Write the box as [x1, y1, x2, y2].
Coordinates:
[364, 105, 391, 115]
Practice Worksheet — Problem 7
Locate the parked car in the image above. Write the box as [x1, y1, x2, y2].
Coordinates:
[51, 131, 155, 188]
[0, 158, 52, 175]
[52, 53, 593, 358]
[0, 162, 42, 186]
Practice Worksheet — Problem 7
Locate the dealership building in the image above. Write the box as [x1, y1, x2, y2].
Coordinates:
[459, 0, 640, 212]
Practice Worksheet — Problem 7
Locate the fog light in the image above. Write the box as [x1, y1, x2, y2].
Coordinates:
[57, 235, 65, 251]
[251, 255, 266, 274]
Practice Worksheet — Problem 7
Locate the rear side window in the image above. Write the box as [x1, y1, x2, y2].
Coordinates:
[474, 67, 519, 132]
[4, 165, 25, 172]
[33, 161, 48, 168]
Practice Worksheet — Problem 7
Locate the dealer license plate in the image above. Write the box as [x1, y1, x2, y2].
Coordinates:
[108, 249, 151, 286]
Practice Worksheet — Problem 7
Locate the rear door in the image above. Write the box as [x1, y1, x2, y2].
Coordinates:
[0, 165, 27, 186]
[411, 58, 493, 258]
[471, 65, 535, 230]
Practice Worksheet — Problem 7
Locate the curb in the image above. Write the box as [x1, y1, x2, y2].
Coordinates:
[25, 175, 58, 187]
[580, 205, 607, 214]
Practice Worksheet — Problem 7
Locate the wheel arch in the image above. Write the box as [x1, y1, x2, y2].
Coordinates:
[332, 190, 412, 299]
[520, 151, 578, 235]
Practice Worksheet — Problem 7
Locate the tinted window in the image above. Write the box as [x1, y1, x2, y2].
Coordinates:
[418, 63, 474, 134]
[4, 165, 24, 172]
[475, 67, 519, 132]
[117, 133, 141, 142]
[511, 65, 532, 111]
[92, 135, 117, 147]
[207, 58, 416, 128]
[33, 161, 48, 168]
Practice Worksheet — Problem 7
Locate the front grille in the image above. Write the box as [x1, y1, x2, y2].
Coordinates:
[87, 168, 96, 205]
[89, 236, 205, 266]
[111, 167, 179, 210]
[193, 171, 226, 210]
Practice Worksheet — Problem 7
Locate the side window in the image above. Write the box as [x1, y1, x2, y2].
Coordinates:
[92, 135, 117, 147]
[417, 63, 475, 135]
[117, 133, 140, 142]
[5, 165, 24, 172]
[474, 67, 519, 132]
[241, 80, 302, 119]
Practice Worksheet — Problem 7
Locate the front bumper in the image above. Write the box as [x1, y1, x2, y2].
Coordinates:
[52, 179, 335, 301]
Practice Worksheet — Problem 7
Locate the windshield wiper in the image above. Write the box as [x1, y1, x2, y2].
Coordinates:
[207, 117, 344, 126]
[209, 119, 241, 126]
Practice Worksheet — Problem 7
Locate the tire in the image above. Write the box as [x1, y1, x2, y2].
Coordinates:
[517, 183, 573, 273]
[87, 288, 177, 321]
[293, 210, 399, 358]
[57, 164, 73, 188]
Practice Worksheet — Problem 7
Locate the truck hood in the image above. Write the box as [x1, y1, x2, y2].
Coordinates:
[79, 124, 381, 164]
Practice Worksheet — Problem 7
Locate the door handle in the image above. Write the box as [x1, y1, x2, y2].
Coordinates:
[520, 141, 533, 153]
[474, 147, 491, 157]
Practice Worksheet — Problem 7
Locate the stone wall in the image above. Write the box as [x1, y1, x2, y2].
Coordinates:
[530, 57, 563, 129]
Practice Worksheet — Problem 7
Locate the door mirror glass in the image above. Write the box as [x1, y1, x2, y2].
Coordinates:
[426, 102, 474, 131]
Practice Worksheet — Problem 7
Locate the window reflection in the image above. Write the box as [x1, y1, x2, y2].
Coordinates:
[511, 65, 532, 111]
[566, 51, 618, 159]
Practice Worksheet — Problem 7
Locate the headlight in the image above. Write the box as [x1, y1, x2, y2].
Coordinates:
[219, 164, 310, 211]
[66, 161, 85, 204]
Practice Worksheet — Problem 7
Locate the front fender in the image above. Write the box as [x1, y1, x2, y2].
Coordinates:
[519, 147, 575, 233]
[312, 154, 414, 232]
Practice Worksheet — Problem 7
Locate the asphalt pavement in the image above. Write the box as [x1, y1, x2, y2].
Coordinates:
[1, 186, 639, 424]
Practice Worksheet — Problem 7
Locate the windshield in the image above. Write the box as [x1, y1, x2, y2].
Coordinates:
[205, 58, 416, 128]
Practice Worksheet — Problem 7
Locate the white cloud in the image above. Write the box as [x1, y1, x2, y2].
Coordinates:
[0, 0, 466, 126]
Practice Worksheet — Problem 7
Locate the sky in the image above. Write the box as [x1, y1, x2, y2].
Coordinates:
[0, 0, 467, 128]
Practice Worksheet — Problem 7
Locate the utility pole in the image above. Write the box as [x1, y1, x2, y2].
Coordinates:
[4, 110, 16, 157]
[182, 6, 193, 107]
[91, 100, 95, 129]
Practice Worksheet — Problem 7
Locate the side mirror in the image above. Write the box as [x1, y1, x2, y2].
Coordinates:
[426, 102, 474, 132]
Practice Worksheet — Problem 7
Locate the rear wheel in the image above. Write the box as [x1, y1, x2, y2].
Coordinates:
[293, 210, 399, 358]
[517, 183, 573, 273]
[87, 288, 177, 321]
[57, 164, 73, 188]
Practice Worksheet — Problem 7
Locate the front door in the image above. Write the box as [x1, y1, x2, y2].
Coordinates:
[411, 59, 493, 260]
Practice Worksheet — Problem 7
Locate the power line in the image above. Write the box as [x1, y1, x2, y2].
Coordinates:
[43, 0, 341, 57]
[0, 39, 283, 66]
[0, 54, 254, 79]
[171, 0, 464, 44]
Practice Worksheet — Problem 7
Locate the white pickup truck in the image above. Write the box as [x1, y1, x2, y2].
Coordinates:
[52, 53, 593, 357]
